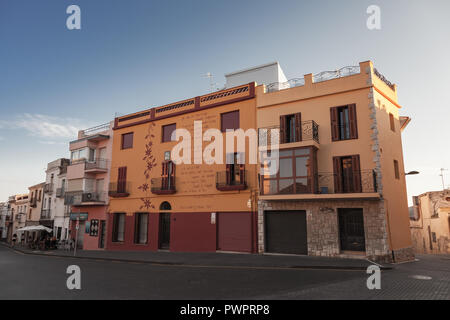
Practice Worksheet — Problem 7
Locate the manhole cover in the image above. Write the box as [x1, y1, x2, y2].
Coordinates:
[410, 275, 432, 280]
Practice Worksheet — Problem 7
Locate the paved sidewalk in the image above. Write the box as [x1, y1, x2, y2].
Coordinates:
[2, 243, 392, 270]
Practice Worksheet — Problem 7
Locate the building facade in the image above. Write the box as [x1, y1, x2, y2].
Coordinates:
[11, 194, 29, 243]
[256, 61, 414, 263]
[66, 122, 114, 250]
[25, 183, 45, 242]
[108, 83, 258, 252]
[410, 190, 450, 254]
[41, 158, 70, 240]
[0, 202, 8, 241]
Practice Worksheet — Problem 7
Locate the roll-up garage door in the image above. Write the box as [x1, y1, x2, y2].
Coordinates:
[264, 211, 307, 255]
[217, 212, 252, 253]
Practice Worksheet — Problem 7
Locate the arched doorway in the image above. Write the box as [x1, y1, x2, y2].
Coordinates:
[158, 202, 171, 250]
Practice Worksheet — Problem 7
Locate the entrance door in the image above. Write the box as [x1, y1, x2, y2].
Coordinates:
[264, 211, 307, 255]
[77, 221, 85, 249]
[99, 220, 106, 249]
[338, 208, 366, 252]
[158, 213, 171, 250]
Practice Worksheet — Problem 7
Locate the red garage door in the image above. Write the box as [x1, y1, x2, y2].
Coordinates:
[217, 212, 252, 253]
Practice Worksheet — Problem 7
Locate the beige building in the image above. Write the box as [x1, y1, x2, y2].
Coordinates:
[11, 194, 29, 242]
[410, 190, 450, 254]
[27, 183, 45, 226]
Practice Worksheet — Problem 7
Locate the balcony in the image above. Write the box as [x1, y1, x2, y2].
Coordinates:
[43, 183, 54, 194]
[151, 178, 176, 195]
[84, 158, 109, 173]
[260, 170, 378, 200]
[258, 120, 319, 149]
[216, 171, 247, 191]
[56, 188, 65, 198]
[30, 198, 37, 208]
[65, 192, 107, 206]
[108, 182, 131, 198]
[40, 209, 52, 220]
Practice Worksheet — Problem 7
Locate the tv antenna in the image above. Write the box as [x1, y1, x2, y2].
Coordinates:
[202, 72, 217, 93]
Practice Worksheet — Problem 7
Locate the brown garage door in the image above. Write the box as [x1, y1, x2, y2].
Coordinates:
[217, 212, 252, 253]
[265, 211, 307, 255]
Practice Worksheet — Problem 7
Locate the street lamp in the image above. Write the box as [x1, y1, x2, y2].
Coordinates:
[405, 171, 419, 175]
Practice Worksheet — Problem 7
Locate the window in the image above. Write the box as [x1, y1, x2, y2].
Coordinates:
[261, 147, 314, 195]
[333, 155, 362, 193]
[330, 104, 358, 141]
[394, 160, 400, 179]
[226, 153, 245, 186]
[121, 132, 134, 149]
[221, 110, 239, 132]
[112, 213, 125, 242]
[161, 161, 175, 190]
[117, 167, 127, 193]
[389, 113, 395, 132]
[162, 124, 176, 142]
[71, 147, 94, 162]
[134, 213, 148, 244]
[280, 113, 302, 143]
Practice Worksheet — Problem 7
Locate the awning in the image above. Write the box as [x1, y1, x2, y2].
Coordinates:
[16, 225, 53, 233]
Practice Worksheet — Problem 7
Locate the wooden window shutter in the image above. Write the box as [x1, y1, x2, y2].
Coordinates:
[351, 154, 362, 193]
[161, 161, 168, 189]
[117, 167, 127, 193]
[168, 161, 175, 186]
[279, 115, 286, 144]
[332, 156, 343, 193]
[330, 107, 339, 141]
[348, 104, 358, 139]
[295, 113, 302, 142]
[239, 163, 245, 185]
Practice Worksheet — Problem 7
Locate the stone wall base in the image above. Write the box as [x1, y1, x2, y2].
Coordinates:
[392, 246, 415, 263]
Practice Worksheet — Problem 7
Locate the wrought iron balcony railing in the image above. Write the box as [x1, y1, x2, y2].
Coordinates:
[56, 188, 65, 198]
[43, 183, 54, 194]
[260, 170, 377, 195]
[151, 177, 176, 195]
[40, 209, 51, 219]
[108, 182, 131, 197]
[64, 192, 106, 205]
[258, 120, 319, 147]
[216, 170, 247, 191]
[85, 158, 109, 171]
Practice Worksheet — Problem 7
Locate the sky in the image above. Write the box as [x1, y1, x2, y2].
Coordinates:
[0, 0, 449, 203]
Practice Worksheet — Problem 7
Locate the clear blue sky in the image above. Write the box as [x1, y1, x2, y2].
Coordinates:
[0, 0, 449, 203]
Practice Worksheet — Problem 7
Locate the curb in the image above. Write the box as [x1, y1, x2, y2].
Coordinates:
[1, 243, 392, 271]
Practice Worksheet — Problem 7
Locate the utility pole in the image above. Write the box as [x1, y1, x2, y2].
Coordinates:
[202, 72, 217, 93]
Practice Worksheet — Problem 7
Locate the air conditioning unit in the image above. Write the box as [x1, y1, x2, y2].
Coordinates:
[82, 193, 97, 202]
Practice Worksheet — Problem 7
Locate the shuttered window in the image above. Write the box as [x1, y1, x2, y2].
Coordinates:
[162, 124, 176, 142]
[332, 155, 362, 193]
[161, 161, 175, 189]
[121, 132, 134, 149]
[330, 104, 357, 141]
[225, 153, 245, 186]
[279, 113, 302, 143]
[117, 167, 127, 193]
[221, 110, 239, 132]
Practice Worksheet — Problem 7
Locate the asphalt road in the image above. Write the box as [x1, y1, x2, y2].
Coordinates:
[0, 245, 448, 300]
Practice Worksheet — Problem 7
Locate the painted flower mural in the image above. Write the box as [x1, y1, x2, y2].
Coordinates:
[139, 122, 157, 210]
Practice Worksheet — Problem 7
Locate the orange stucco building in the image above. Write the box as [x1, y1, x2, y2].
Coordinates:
[105, 61, 413, 262]
[108, 83, 259, 252]
[256, 61, 413, 262]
